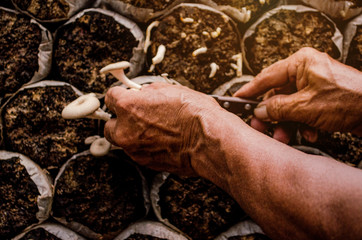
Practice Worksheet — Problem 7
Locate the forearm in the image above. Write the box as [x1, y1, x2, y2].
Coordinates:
[192, 109, 362, 239]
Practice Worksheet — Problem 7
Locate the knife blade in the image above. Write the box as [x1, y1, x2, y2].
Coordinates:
[210, 95, 260, 117]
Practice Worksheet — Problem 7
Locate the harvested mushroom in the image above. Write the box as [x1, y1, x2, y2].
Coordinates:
[100, 61, 142, 90]
[90, 137, 122, 157]
[62, 93, 111, 121]
[149, 44, 166, 72]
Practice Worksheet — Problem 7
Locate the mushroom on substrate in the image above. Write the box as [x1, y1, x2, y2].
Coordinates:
[85, 136, 122, 157]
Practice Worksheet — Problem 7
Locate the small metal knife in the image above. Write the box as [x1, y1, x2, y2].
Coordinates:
[210, 95, 260, 117]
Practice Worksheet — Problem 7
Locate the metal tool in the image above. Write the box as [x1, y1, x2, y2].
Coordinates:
[210, 95, 260, 117]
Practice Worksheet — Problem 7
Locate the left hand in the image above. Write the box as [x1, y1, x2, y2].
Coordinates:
[104, 82, 223, 175]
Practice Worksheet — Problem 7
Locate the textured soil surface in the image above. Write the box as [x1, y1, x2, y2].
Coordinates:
[13, 0, 70, 20]
[303, 132, 362, 167]
[0, 9, 41, 97]
[54, 12, 139, 93]
[228, 234, 272, 240]
[117, 0, 175, 11]
[159, 175, 246, 240]
[244, 9, 340, 74]
[53, 153, 146, 240]
[126, 233, 167, 240]
[20, 228, 60, 240]
[149, 5, 241, 93]
[3, 86, 97, 176]
[0, 157, 39, 239]
[346, 25, 362, 71]
[213, 0, 279, 20]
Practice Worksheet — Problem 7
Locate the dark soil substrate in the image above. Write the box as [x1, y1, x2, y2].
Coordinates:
[346, 25, 362, 71]
[54, 12, 139, 94]
[302, 132, 361, 166]
[228, 233, 272, 240]
[126, 233, 167, 240]
[244, 9, 340, 74]
[0, 157, 39, 239]
[159, 175, 246, 240]
[53, 152, 146, 240]
[2, 85, 97, 175]
[116, 0, 175, 11]
[149, 5, 241, 93]
[0, 8, 41, 97]
[19, 228, 61, 240]
[12, 0, 70, 20]
[213, 0, 279, 21]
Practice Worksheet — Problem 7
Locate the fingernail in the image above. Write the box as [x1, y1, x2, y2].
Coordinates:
[254, 105, 270, 121]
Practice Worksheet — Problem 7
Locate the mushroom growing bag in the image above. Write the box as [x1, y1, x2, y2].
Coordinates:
[12, 0, 95, 22]
[53, 8, 145, 95]
[0, 151, 53, 239]
[52, 150, 150, 240]
[13, 223, 86, 240]
[242, 5, 343, 75]
[0, 7, 52, 100]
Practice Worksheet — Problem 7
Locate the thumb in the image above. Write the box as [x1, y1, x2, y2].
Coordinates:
[254, 92, 310, 123]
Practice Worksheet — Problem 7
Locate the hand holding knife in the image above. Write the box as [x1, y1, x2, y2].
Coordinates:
[210, 95, 260, 117]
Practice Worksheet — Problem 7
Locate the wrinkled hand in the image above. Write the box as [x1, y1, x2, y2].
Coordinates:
[104, 82, 222, 175]
[235, 47, 362, 142]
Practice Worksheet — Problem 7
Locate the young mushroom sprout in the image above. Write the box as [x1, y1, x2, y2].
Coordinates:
[192, 47, 208, 57]
[180, 15, 194, 23]
[100, 61, 142, 90]
[240, 7, 252, 23]
[62, 93, 111, 121]
[86, 137, 122, 157]
[144, 21, 160, 53]
[209, 62, 220, 78]
[149, 44, 166, 72]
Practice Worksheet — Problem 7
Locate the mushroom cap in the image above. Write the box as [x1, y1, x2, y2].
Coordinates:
[90, 138, 112, 157]
[62, 93, 100, 119]
[100, 61, 131, 74]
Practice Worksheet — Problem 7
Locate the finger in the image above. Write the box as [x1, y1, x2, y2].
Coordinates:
[250, 117, 268, 134]
[105, 86, 134, 115]
[104, 118, 119, 146]
[300, 125, 318, 143]
[254, 91, 310, 123]
[272, 122, 297, 144]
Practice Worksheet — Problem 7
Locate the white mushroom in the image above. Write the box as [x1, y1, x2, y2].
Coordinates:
[90, 137, 122, 157]
[192, 47, 207, 57]
[259, 0, 265, 5]
[62, 93, 111, 121]
[100, 61, 142, 90]
[181, 32, 187, 38]
[232, 53, 243, 77]
[144, 20, 160, 53]
[240, 7, 251, 23]
[211, 27, 222, 38]
[202, 31, 210, 37]
[84, 135, 101, 145]
[209, 62, 220, 78]
[149, 44, 166, 72]
[180, 15, 194, 23]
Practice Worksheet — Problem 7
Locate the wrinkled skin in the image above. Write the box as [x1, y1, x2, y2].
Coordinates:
[104, 48, 362, 240]
[235, 47, 362, 143]
[104, 83, 223, 175]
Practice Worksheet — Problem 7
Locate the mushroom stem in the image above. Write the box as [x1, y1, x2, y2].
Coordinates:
[232, 53, 243, 77]
[192, 47, 207, 57]
[180, 15, 194, 23]
[240, 7, 251, 23]
[149, 44, 166, 72]
[100, 61, 142, 90]
[62, 93, 111, 121]
[144, 21, 160, 53]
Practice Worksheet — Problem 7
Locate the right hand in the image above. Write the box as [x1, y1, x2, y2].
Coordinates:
[235, 47, 362, 141]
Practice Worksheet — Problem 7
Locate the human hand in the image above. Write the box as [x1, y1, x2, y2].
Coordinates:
[104, 82, 223, 175]
[235, 47, 362, 142]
